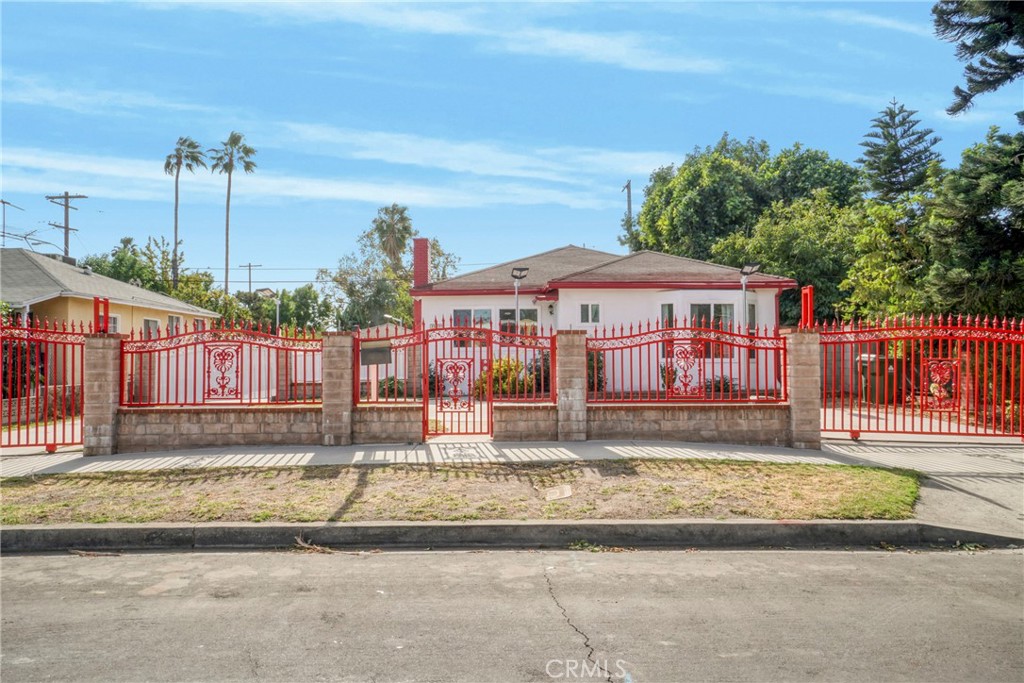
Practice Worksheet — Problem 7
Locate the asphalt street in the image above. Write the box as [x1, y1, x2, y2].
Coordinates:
[2, 549, 1022, 682]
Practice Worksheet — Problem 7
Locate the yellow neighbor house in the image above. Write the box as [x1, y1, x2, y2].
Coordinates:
[1, 248, 219, 333]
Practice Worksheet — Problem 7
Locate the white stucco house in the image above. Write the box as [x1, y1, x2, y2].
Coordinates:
[410, 240, 798, 334]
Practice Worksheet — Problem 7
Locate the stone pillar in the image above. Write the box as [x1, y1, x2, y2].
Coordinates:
[83, 334, 122, 456]
[786, 331, 822, 449]
[322, 332, 354, 446]
[556, 330, 587, 442]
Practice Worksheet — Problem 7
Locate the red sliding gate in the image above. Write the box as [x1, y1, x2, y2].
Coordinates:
[2, 318, 86, 448]
[820, 316, 1023, 440]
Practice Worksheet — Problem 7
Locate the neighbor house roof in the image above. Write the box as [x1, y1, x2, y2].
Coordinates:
[0, 249, 220, 317]
[412, 245, 796, 296]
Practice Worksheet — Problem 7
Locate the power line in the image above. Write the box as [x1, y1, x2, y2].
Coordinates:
[238, 262, 263, 293]
[1, 199, 25, 248]
[45, 192, 87, 257]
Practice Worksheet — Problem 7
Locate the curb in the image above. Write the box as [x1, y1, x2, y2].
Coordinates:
[2, 520, 1021, 553]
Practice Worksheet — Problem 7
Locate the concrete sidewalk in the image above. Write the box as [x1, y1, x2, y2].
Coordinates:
[2, 438, 1022, 548]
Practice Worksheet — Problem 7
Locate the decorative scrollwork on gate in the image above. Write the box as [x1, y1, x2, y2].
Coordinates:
[437, 358, 472, 412]
[205, 343, 242, 400]
[666, 343, 705, 397]
[921, 358, 959, 412]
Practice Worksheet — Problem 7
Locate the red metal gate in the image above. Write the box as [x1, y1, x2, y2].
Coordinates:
[424, 326, 493, 438]
[2, 319, 86, 448]
[820, 316, 1023, 440]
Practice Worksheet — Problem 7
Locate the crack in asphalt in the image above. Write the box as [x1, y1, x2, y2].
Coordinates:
[543, 567, 614, 683]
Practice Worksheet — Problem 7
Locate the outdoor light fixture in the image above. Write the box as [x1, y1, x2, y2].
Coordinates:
[739, 263, 761, 392]
[256, 288, 281, 333]
[740, 263, 762, 277]
[383, 314, 404, 327]
[511, 267, 529, 333]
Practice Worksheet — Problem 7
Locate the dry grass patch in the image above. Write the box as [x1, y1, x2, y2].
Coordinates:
[0, 459, 919, 525]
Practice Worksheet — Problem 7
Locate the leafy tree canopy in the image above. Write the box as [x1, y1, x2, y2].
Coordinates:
[630, 134, 858, 260]
[923, 126, 1024, 317]
[712, 189, 859, 324]
[933, 0, 1024, 123]
[318, 206, 459, 330]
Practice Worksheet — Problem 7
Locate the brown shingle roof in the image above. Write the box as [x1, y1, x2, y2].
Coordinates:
[415, 245, 797, 294]
[551, 251, 795, 286]
[414, 245, 617, 293]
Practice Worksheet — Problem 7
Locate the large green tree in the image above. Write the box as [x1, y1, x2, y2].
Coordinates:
[857, 100, 942, 203]
[933, 1, 1024, 123]
[82, 236, 250, 323]
[923, 127, 1024, 317]
[163, 136, 206, 289]
[631, 134, 858, 260]
[209, 131, 257, 296]
[841, 194, 935, 318]
[318, 208, 459, 330]
[712, 190, 859, 324]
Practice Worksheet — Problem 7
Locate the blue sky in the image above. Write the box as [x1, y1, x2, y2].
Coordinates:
[1, 1, 1019, 293]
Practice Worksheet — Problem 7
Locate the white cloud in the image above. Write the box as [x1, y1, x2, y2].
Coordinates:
[0, 146, 618, 210]
[272, 122, 677, 184]
[163, 1, 725, 74]
[812, 9, 933, 39]
[2, 74, 219, 116]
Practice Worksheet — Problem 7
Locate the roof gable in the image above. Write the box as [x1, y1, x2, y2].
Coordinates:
[1, 249, 220, 317]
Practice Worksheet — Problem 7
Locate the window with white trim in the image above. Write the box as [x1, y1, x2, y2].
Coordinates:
[499, 308, 538, 334]
[142, 318, 161, 339]
[168, 315, 183, 334]
[98, 313, 120, 334]
[579, 304, 600, 324]
[690, 303, 734, 358]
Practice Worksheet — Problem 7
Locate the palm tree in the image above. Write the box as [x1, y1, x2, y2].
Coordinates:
[371, 203, 414, 273]
[209, 131, 257, 295]
[164, 137, 206, 289]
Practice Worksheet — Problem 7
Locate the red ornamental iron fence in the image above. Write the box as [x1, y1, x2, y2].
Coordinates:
[120, 320, 322, 406]
[586, 319, 788, 403]
[354, 321, 556, 406]
[818, 315, 1023, 439]
[2, 317, 87, 447]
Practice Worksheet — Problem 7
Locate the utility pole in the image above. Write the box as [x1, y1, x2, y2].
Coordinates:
[45, 192, 87, 257]
[1, 199, 25, 248]
[622, 180, 633, 252]
[238, 262, 263, 293]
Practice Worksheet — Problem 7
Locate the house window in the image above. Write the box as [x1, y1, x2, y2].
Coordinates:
[453, 308, 491, 327]
[168, 315, 183, 335]
[690, 304, 734, 358]
[580, 304, 600, 324]
[194, 319, 207, 331]
[142, 318, 161, 339]
[499, 308, 538, 334]
[660, 303, 674, 327]
[98, 313, 120, 334]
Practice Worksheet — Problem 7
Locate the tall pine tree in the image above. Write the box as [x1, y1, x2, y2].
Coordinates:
[933, 0, 1024, 124]
[923, 127, 1024, 317]
[858, 99, 942, 203]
